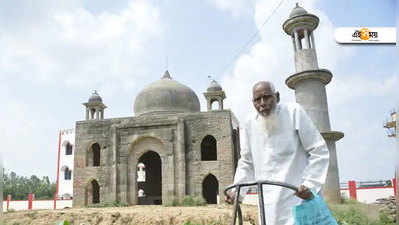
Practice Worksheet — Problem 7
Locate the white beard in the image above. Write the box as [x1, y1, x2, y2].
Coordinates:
[258, 108, 280, 134]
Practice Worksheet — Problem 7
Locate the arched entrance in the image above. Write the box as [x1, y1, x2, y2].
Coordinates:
[137, 151, 162, 205]
[85, 179, 100, 205]
[87, 143, 101, 167]
[92, 143, 100, 167]
[202, 174, 219, 204]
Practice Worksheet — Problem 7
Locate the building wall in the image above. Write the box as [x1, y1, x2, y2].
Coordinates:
[72, 110, 237, 207]
[184, 110, 236, 202]
[58, 129, 75, 199]
[118, 116, 181, 206]
[73, 119, 118, 207]
[356, 188, 394, 204]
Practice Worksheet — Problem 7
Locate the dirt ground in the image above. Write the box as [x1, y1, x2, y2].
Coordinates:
[0, 204, 259, 225]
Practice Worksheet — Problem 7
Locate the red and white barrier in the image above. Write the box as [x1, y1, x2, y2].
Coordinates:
[242, 179, 397, 205]
[2, 193, 72, 212]
[340, 179, 396, 204]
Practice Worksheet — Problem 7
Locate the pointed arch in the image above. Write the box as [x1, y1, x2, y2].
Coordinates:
[201, 135, 217, 161]
[85, 179, 100, 205]
[211, 100, 220, 110]
[66, 142, 73, 155]
[202, 174, 219, 204]
[61, 166, 72, 180]
[137, 151, 162, 205]
[127, 136, 165, 205]
[87, 143, 101, 167]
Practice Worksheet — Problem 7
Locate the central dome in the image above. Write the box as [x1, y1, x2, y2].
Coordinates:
[134, 71, 201, 116]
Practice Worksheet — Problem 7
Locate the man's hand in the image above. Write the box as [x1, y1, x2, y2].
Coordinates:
[225, 191, 236, 204]
[295, 185, 314, 200]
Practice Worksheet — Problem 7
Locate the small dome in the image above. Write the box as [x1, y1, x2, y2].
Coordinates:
[207, 80, 222, 92]
[89, 90, 102, 103]
[289, 3, 307, 18]
[134, 71, 201, 116]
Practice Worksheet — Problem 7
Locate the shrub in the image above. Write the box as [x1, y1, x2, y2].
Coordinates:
[86, 201, 128, 208]
[330, 201, 396, 225]
[181, 195, 206, 206]
[6, 209, 16, 213]
[166, 195, 207, 207]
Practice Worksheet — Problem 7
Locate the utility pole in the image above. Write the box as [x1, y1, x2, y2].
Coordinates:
[0, 153, 3, 217]
[383, 108, 398, 223]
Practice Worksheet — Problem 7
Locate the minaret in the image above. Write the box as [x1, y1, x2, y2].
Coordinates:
[83, 90, 107, 120]
[283, 3, 344, 203]
[204, 80, 226, 111]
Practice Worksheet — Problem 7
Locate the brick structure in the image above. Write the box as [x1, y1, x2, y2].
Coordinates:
[73, 71, 239, 207]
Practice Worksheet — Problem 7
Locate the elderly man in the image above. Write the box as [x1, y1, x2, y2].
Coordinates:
[226, 81, 330, 225]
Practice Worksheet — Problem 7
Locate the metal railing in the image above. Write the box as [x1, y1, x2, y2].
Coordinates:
[224, 180, 298, 225]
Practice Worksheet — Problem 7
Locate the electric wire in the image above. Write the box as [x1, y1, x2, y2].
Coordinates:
[218, 0, 286, 76]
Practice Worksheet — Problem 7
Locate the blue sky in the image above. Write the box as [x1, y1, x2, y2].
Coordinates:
[0, 0, 397, 185]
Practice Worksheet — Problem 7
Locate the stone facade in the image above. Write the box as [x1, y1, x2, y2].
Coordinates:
[73, 75, 239, 207]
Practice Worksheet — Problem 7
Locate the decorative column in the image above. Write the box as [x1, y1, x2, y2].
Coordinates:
[82, 90, 107, 121]
[176, 118, 186, 200]
[283, 3, 344, 204]
[204, 80, 226, 111]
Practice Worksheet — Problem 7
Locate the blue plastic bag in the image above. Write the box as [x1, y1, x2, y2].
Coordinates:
[292, 191, 338, 225]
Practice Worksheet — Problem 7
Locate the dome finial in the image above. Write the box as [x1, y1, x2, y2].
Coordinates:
[162, 70, 172, 79]
[207, 79, 222, 92]
[88, 90, 103, 103]
[289, 2, 307, 18]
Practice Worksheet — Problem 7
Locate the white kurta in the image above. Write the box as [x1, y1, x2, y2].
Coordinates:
[233, 102, 329, 225]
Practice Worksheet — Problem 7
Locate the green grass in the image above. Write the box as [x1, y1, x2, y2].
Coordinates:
[166, 195, 207, 207]
[86, 200, 128, 208]
[329, 199, 396, 225]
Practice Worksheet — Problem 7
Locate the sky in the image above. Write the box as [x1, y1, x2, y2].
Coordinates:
[0, 0, 397, 184]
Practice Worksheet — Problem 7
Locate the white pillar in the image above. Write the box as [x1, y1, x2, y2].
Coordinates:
[292, 36, 297, 52]
[310, 32, 316, 49]
[294, 30, 301, 51]
[86, 108, 89, 120]
[304, 29, 310, 49]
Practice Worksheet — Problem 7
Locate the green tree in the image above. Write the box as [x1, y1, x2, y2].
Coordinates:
[3, 170, 56, 200]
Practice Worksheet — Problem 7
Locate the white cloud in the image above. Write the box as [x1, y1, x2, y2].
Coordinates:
[0, 0, 164, 179]
[207, 0, 254, 18]
[221, 0, 354, 120]
[328, 73, 399, 107]
[0, 0, 162, 95]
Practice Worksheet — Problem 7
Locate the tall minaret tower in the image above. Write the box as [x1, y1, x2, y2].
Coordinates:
[283, 3, 344, 203]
